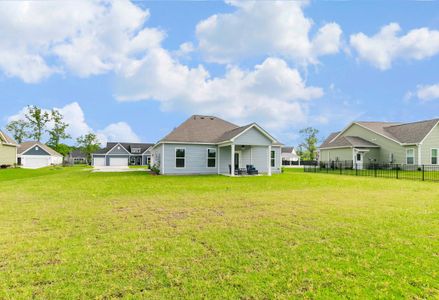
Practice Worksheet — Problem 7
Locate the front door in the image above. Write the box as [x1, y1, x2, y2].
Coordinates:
[356, 152, 363, 169]
[234, 152, 240, 169]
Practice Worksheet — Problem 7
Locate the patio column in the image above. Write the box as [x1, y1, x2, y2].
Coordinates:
[231, 144, 235, 176]
[268, 145, 272, 176]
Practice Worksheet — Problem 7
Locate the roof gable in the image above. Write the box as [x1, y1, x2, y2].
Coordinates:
[19, 142, 62, 156]
[0, 130, 17, 146]
[160, 115, 239, 143]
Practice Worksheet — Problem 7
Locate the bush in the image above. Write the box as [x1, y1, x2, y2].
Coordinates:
[0, 164, 11, 169]
[150, 164, 160, 175]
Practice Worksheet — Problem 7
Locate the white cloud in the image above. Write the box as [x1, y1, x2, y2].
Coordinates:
[195, 0, 342, 65]
[7, 102, 140, 146]
[0, 1, 164, 82]
[96, 122, 141, 146]
[350, 23, 439, 70]
[116, 49, 323, 129]
[406, 83, 439, 102]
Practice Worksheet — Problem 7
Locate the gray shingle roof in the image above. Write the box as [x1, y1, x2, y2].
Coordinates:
[0, 130, 17, 145]
[158, 115, 282, 145]
[93, 142, 154, 155]
[160, 115, 239, 143]
[18, 141, 63, 157]
[321, 118, 439, 148]
[281, 147, 295, 153]
[320, 133, 379, 149]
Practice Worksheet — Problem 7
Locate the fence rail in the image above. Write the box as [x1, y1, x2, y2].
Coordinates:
[304, 161, 439, 182]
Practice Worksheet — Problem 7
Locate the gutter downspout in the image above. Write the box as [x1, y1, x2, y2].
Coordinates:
[418, 143, 422, 166]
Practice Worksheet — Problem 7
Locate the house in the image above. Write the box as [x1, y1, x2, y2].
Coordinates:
[66, 149, 88, 164]
[0, 130, 17, 166]
[319, 118, 439, 168]
[18, 141, 63, 169]
[281, 147, 300, 165]
[149, 115, 283, 175]
[92, 142, 154, 167]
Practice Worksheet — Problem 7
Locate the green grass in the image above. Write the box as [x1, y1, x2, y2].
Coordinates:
[1, 167, 438, 299]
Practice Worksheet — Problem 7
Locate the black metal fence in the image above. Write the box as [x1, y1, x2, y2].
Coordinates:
[304, 161, 439, 182]
[282, 160, 318, 166]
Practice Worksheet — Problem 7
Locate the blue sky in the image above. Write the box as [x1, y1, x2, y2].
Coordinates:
[1, 1, 438, 146]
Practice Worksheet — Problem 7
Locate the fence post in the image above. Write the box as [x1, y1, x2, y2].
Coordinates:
[340, 163, 342, 175]
[396, 165, 399, 179]
[355, 163, 358, 176]
[374, 164, 377, 177]
[422, 165, 425, 181]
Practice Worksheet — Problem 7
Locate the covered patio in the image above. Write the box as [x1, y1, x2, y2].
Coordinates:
[218, 143, 276, 176]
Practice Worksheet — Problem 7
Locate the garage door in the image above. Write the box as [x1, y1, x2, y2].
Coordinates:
[24, 156, 49, 169]
[93, 157, 106, 166]
[109, 157, 128, 166]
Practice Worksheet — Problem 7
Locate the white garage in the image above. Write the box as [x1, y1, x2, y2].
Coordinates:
[22, 156, 50, 169]
[109, 157, 128, 166]
[93, 157, 106, 166]
[18, 142, 63, 169]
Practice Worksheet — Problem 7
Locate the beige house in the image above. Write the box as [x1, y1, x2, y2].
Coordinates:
[0, 130, 17, 166]
[320, 118, 439, 168]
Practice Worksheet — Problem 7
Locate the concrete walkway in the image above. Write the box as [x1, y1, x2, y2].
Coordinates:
[92, 166, 148, 173]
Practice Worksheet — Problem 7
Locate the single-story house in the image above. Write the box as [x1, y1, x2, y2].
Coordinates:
[149, 115, 283, 175]
[66, 149, 88, 164]
[281, 147, 300, 165]
[0, 130, 17, 166]
[92, 142, 154, 167]
[18, 141, 63, 169]
[320, 118, 439, 168]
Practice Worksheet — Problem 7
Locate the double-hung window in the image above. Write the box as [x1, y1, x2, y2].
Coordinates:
[432, 149, 438, 165]
[207, 148, 216, 168]
[406, 149, 415, 165]
[176, 148, 185, 168]
[271, 150, 276, 167]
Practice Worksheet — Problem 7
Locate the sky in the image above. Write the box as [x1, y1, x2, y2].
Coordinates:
[1, 0, 439, 146]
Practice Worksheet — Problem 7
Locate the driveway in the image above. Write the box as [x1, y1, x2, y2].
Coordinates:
[92, 166, 148, 173]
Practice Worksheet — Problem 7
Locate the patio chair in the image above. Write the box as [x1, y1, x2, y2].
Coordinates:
[246, 165, 259, 175]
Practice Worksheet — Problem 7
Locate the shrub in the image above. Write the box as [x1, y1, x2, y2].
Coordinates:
[0, 164, 11, 169]
[150, 164, 160, 175]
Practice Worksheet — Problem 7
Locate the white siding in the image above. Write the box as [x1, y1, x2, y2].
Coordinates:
[234, 127, 272, 146]
[219, 146, 231, 174]
[162, 143, 218, 175]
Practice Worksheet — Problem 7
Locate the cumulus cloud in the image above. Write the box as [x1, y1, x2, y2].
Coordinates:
[350, 23, 439, 70]
[406, 83, 439, 102]
[0, 1, 163, 82]
[116, 50, 323, 129]
[7, 103, 140, 146]
[195, 0, 342, 65]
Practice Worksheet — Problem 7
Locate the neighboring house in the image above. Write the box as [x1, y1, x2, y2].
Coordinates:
[320, 118, 439, 168]
[281, 147, 300, 165]
[92, 142, 154, 167]
[18, 141, 63, 169]
[66, 149, 88, 164]
[149, 115, 283, 175]
[0, 130, 18, 166]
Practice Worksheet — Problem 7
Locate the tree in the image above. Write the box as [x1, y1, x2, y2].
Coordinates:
[299, 127, 319, 161]
[5, 119, 29, 143]
[47, 109, 71, 149]
[25, 105, 50, 142]
[54, 143, 72, 157]
[76, 133, 100, 164]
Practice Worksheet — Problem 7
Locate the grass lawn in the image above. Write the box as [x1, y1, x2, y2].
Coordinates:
[0, 167, 438, 299]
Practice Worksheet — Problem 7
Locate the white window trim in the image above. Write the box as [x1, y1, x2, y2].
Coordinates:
[175, 147, 186, 169]
[431, 148, 438, 165]
[207, 148, 217, 168]
[406, 148, 415, 165]
[270, 150, 276, 168]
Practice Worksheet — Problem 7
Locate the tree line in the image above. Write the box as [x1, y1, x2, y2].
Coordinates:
[6, 105, 100, 163]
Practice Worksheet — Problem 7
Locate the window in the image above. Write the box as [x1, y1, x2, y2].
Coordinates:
[389, 153, 394, 163]
[432, 149, 438, 165]
[207, 148, 216, 168]
[406, 148, 414, 165]
[131, 148, 141, 154]
[175, 148, 185, 168]
[356, 153, 361, 161]
[271, 150, 275, 167]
